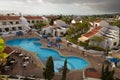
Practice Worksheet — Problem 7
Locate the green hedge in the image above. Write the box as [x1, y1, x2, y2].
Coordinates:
[87, 46, 105, 51]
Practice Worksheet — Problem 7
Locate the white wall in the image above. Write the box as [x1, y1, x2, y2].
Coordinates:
[99, 21, 109, 27]
[86, 77, 101, 80]
[42, 26, 52, 35]
[94, 20, 109, 28]
[0, 21, 2, 25]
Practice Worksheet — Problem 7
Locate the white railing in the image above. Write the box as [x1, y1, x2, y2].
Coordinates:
[0, 24, 23, 28]
[8, 50, 16, 56]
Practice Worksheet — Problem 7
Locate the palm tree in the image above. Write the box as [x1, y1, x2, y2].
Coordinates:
[43, 56, 55, 80]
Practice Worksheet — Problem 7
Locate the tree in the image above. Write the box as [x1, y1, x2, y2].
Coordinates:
[61, 59, 68, 80]
[49, 19, 54, 25]
[101, 63, 115, 80]
[66, 22, 90, 44]
[110, 20, 120, 27]
[43, 56, 55, 80]
[91, 36, 104, 46]
[0, 38, 8, 64]
[34, 20, 48, 31]
[0, 38, 8, 73]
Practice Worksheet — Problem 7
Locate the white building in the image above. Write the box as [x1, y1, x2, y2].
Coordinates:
[52, 26, 67, 37]
[53, 20, 68, 37]
[42, 26, 53, 35]
[78, 20, 119, 50]
[0, 15, 42, 37]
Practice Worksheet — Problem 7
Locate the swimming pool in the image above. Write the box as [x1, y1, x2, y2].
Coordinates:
[6, 38, 88, 72]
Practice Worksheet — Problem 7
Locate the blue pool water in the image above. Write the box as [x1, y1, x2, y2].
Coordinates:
[6, 38, 88, 72]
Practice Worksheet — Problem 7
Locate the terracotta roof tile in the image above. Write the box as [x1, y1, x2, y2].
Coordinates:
[45, 16, 57, 19]
[95, 20, 102, 23]
[24, 16, 42, 20]
[0, 16, 42, 20]
[3, 46, 13, 54]
[83, 26, 103, 38]
[0, 16, 20, 20]
[85, 71, 101, 79]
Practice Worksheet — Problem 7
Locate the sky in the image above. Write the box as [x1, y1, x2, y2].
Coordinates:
[0, 0, 120, 15]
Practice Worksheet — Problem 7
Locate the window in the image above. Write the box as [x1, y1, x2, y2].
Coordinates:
[36, 20, 39, 23]
[5, 28, 9, 32]
[95, 24, 97, 27]
[12, 27, 16, 31]
[18, 27, 22, 30]
[0, 28, 2, 32]
[113, 42, 117, 46]
[32, 20, 35, 23]
[60, 32, 64, 35]
[16, 21, 19, 24]
[10, 22, 13, 25]
[28, 21, 30, 23]
[2, 22, 6, 25]
[30, 26, 33, 28]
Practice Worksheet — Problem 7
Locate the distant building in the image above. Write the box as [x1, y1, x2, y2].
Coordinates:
[54, 20, 68, 28]
[71, 18, 82, 24]
[52, 20, 68, 37]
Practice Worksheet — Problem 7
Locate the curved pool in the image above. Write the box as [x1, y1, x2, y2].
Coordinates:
[6, 38, 88, 72]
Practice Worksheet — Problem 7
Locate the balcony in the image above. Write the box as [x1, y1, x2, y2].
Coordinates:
[0, 24, 23, 28]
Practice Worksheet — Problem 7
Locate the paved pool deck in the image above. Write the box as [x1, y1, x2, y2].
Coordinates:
[2, 32, 120, 80]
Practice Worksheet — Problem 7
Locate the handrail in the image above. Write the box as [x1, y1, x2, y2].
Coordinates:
[8, 50, 15, 56]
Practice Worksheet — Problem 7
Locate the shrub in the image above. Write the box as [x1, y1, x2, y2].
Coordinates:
[78, 41, 88, 47]
[8, 75, 18, 79]
[88, 46, 105, 51]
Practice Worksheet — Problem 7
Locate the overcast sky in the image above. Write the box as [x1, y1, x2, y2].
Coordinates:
[0, 0, 119, 15]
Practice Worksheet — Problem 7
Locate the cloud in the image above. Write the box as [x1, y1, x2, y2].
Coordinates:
[92, 1, 120, 13]
[0, 0, 119, 15]
[43, 0, 106, 4]
[43, 0, 120, 13]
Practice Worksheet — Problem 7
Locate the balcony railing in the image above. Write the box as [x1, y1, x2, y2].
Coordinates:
[0, 24, 23, 28]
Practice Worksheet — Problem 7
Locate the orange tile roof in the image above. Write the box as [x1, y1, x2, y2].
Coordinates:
[95, 20, 102, 23]
[0, 16, 20, 20]
[83, 26, 103, 37]
[85, 71, 101, 79]
[3, 46, 13, 54]
[24, 16, 42, 20]
[0, 16, 42, 20]
[45, 16, 57, 19]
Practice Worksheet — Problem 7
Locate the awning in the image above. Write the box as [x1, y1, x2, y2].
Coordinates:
[108, 58, 119, 63]
[78, 36, 89, 42]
